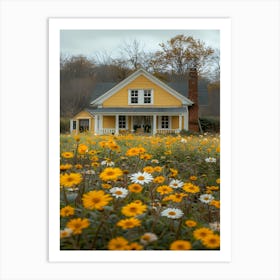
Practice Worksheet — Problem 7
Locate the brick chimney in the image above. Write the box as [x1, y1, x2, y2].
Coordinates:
[188, 68, 199, 132]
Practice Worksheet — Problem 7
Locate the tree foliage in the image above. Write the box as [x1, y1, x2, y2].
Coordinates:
[150, 35, 214, 75]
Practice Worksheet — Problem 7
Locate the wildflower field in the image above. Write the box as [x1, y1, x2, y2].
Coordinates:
[60, 133, 220, 250]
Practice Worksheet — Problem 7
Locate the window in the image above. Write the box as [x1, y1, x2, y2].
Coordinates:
[144, 90, 152, 104]
[73, 121, 76, 130]
[130, 90, 139, 104]
[119, 116, 126, 129]
[161, 116, 169, 129]
[79, 119, 89, 132]
[129, 89, 153, 105]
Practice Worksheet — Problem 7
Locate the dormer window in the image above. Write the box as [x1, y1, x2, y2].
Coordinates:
[129, 89, 153, 105]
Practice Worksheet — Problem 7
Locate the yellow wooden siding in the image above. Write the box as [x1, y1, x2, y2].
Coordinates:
[73, 111, 94, 132]
[73, 111, 92, 119]
[103, 75, 182, 107]
[172, 116, 179, 129]
[103, 116, 115, 128]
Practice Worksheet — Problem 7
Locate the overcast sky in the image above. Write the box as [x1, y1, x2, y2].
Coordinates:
[60, 30, 219, 59]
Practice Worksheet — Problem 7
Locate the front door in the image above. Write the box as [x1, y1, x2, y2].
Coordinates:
[133, 116, 152, 133]
[79, 119, 89, 132]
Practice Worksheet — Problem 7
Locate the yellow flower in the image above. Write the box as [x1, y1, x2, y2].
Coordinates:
[143, 166, 154, 174]
[102, 183, 112, 189]
[170, 240, 192, 250]
[206, 186, 219, 191]
[156, 185, 173, 195]
[108, 142, 120, 152]
[60, 164, 72, 172]
[60, 173, 82, 187]
[193, 227, 214, 240]
[201, 234, 220, 249]
[108, 237, 129, 250]
[99, 167, 123, 181]
[60, 205, 75, 217]
[91, 162, 100, 168]
[169, 168, 178, 177]
[153, 176, 165, 184]
[91, 156, 99, 162]
[189, 176, 197, 181]
[185, 220, 197, 227]
[99, 141, 109, 148]
[163, 193, 187, 203]
[88, 150, 97, 155]
[117, 217, 141, 229]
[61, 152, 74, 159]
[82, 190, 112, 210]
[121, 201, 147, 217]
[74, 135, 80, 142]
[66, 218, 90, 235]
[140, 153, 152, 160]
[126, 242, 143, 250]
[216, 178, 220, 184]
[126, 147, 140, 156]
[210, 200, 220, 208]
[154, 166, 162, 172]
[128, 183, 143, 193]
[183, 183, 200, 193]
[78, 144, 88, 154]
[75, 164, 83, 169]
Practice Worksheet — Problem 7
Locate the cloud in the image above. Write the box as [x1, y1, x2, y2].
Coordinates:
[60, 30, 220, 57]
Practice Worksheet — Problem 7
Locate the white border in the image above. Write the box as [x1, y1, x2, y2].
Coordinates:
[49, 18, 231, 262]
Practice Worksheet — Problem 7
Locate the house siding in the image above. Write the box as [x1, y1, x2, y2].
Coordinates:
[172, 116, 179, 129]
[103, 116, 115, 129]
[103, 75, 182, 107]
[72, 111, 94, 132]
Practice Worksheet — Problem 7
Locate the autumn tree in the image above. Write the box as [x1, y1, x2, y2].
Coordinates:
[151, 35, 214, 76]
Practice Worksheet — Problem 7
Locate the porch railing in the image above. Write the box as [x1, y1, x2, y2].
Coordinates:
[100, 128, 116, 134]
[156, 129, 180, 134]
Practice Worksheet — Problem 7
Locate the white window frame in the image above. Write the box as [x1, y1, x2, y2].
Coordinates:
[118, 115, 127, 129]
[128, 89, 154, 105]
[160, 116, 171, 129]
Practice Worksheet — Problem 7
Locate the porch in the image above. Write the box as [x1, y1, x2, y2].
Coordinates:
[71, 107, 189, 135]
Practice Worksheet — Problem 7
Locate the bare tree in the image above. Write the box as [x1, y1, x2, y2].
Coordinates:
[119, 39, 146, 70]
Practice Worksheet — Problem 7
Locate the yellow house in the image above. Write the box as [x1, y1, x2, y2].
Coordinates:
[71, 68, 199, 135]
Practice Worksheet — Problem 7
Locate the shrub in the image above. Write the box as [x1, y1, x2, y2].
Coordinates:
[199, 117, 220, 133]
[60, 118, 70, 133]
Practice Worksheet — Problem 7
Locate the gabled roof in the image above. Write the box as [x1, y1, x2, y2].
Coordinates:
[90, 68, 194, 106]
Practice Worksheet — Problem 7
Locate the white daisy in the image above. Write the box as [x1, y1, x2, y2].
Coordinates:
[60, 228, 73, 238]
[161, 208, 184, 219]
[180, 138, 187, 143]
[199, 194, 214, 204]
[140, 232, 158, 245]
[109, 187, 128, 198]
[169, 179, 184, 189]
[129, 172, 153, 185]
[205, 157, 216, 163]
[101, 159, 115, 167]
[151, 159, 159, 164]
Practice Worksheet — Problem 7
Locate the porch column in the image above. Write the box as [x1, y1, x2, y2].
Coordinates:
[76, 120, 79, 135]
[115, 114, 119, 135]
[184, 107, 189, 130]
[179, 115, 182, 131]
[153, 115, 157, 135]
[131, 116, 134, 133]
[70, 119, 73, 133]
[94, 115, 98, 134]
